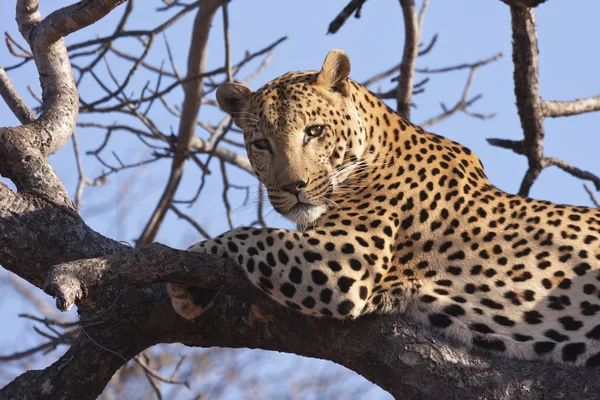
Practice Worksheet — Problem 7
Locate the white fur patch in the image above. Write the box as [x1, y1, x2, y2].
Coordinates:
[285, 203, 328, 227]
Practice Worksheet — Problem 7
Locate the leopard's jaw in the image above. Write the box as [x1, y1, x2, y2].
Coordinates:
[284, 202, 328, 226]
[170, 49, 600, 368]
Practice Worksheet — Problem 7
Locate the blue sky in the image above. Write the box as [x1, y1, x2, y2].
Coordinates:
[1, 0, 599, 397]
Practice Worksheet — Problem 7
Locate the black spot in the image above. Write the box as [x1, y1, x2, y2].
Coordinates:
[558, 279, 572, 289]
[338, 277, 356, 293]
[584, 235, 598, 244]
[349, 259, 362, 271]
[311, 270, 328, 285]
[446, 266, 462, 276]
[472, 337, 506, 352]
[448, 251, 466, 261]
[289, 267, 302, 283]
[585, 324, 600, 340]
[493, 315, 515, 327]
[443, 304, 465, 317]
[227, 242, 239, 253]
[524, 310, 543, 324]
[320, 308, 333, 316]
[583, 284, 596, 295]
[278, 250, 289, 265]
[304, 251, 323, 263]
[258, 262, 272, 277]
[320, 288, 333, 304]
[471, 323, 494, 334]
[429, 313, 453, 329]
[573, 262, 591, 276]
[259, 277, 273, 290]
[481, 298, 504, 310]
[301, 296, 316, 309]
[562, 342, 586, 362]
[513, 334, 534, 342]
[285, 301, 302, 311]
[266, 252, 276, 267]
[399, 252, 413, 265]
[401, 215, 414, 230]
[359, 286, 368, 300]
[545, 329, 569, 342]
[280, 283, 296, 298]
[534, 342, 556, 355]
[337, 300, 355, 316]
[558, 316, 583, 331]
[371, 236, 386, 249]
[420, 295, 437, 303]
[328, 260, 342, 272]
[341, 243, 355, 254]
[246, 259, 255, 273]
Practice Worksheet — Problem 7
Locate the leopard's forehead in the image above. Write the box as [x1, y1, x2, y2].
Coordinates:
[246, 71, 338, 138]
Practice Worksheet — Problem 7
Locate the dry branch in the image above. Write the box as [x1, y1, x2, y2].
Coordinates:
[2, 1, 600, 399]
[395, 0, 421, 119]
[137, 0, 226, 246]
[327, 0, 368, 34]
[542, 95, 600, 118]
[0, 67, 36, 123]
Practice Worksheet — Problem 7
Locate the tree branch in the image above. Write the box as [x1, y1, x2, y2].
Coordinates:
[509, 6, 545, 197]
[137, 0, 226, 245]
[0, 67, 36, 123]
[327, 0, 368, 34]
[542, 95, 600, 118]
[395, 0, 421, 119]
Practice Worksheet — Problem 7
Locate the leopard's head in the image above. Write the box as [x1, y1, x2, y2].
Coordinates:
[216, 50, 366, 226]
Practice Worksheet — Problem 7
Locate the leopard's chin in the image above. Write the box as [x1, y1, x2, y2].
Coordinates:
[284, 202, 328, 227]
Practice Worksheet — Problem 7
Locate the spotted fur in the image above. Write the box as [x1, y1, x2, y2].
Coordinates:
[169, 50, 600, 366]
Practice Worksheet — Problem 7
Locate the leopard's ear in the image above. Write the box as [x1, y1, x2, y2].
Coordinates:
[216, 82, 254, 128]
[315, 49, 351, 97]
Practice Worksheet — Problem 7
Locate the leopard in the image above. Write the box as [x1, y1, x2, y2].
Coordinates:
[168, 49, 600, 366]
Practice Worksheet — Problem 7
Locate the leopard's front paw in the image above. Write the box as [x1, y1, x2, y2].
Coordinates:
[167, 283, 217, 320]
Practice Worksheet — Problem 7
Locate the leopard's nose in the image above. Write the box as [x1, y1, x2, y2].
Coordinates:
[281, 180, 307, 195]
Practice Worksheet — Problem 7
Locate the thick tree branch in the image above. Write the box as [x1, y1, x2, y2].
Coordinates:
[396, 0, 421, 119]
[509, 6, 545, 197]
[3, 219, 600, 399]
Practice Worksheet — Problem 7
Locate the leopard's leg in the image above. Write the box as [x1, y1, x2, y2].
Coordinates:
[168, 225, 390, 320]
[167, 242, 220, 320]
[167, 283, 217, 320]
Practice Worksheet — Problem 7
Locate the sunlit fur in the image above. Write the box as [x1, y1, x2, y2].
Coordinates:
[169, 50, 600, 367]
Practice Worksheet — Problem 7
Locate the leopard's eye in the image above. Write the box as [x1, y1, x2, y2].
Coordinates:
[251, 139, 272, 152]
[305, 125, 326, 138]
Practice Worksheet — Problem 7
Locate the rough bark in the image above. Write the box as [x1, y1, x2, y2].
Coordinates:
[2, 1, 600, 400]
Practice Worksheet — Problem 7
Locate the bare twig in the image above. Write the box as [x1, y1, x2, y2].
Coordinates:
[543, 157, 600, 191]
[416, 52, 503, 74]
[169, 205, 210, 239]
[584, 184, 600, 208]
[222, 3, 233, 83]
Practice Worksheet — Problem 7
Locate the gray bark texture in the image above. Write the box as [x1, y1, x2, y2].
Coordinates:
[1, 1, 599, 399]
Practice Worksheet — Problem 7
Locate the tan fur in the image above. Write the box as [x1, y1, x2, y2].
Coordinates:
[169, 50, 600, 367]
